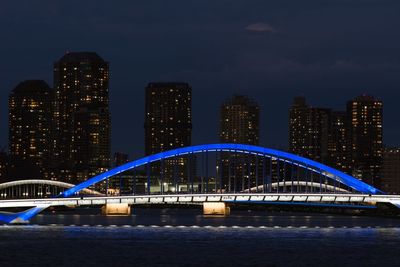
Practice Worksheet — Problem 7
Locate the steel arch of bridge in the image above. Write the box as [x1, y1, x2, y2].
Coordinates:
[0, 179, 101, 196]
[62, 143, 382, 197]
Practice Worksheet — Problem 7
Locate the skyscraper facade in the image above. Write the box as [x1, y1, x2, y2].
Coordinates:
[289, 95, 383, 188]
[220, 95, 260, 145]
[109, 152, 130, 193]
[219, 95, 260, 191]
[347, 95, 383, 187]
[114, 152, 129, 167]
[145, 82, 192, 154]
[327, 111, 351, 173]
[382, 147, 400, 194]
[289, 97, 351, 174]
[8, 80, 53, 180]
[144, 82, 192, 192]
[0, 151, 8, 183]
[54, 52, 111, 183]
[289, 97, 330, 164]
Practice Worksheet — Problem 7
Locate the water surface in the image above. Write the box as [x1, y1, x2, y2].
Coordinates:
[1, 208, 399, 267]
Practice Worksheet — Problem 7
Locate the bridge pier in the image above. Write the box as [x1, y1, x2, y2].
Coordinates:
[203, 202, 230, 216]
[101, 203, 131, 216]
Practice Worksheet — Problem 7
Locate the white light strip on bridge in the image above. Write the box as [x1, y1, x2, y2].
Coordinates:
[1, 193, 400, 208]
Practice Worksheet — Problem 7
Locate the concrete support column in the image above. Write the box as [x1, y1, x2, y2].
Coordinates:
[203, 202, 230, 216]
[101, 203, 131, 215]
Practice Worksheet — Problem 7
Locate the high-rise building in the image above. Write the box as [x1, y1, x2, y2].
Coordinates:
[289, 97, 330, 164]
[108, 152, 130, 193]
[145, 82, 192, 154]
[54, 52, 111, 183]
[289, 95, 383, 187]
[8, 80, 53, 180]
[327, 111, 350, 173]
[220, 95, 260, 145]
[144, 82, 192, 191]
[382, 148, 400, 194]
[289, 97, 308, 156]
[0, 150, 8, 183]
[289, 97, 351, 173]
[114, 152, 129, 167]
[347, 95, 383, 188]
[219, 95, 260, 191]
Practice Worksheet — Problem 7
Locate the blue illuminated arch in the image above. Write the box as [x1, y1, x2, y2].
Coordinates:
[62, 144, 382, 196]
[0, 205, 49, 224]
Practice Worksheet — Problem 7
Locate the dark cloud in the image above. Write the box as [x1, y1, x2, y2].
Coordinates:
[245, 23, 276, 33]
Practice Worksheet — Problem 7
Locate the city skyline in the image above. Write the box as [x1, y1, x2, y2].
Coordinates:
[0, 57, 395, 154]
[4, 68, 397, 192]
[2, 59, 391, 149]
[0, 52, 396, 158]
[1, 1, 400, 159]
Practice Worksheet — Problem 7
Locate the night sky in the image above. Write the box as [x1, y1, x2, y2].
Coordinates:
[1, 0, 400, 159]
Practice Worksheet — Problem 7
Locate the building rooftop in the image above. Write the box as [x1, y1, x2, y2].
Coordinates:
[352, 94, 380, 102]
[146, 82, 190, 89]
[222, 94, 259, 107]
[12, 80, 51, 94]
[58, 52, 106, 63]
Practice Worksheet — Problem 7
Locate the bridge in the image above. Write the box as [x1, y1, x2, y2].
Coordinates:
[0, 179, 101, 199]
[1, 143, 399, 223]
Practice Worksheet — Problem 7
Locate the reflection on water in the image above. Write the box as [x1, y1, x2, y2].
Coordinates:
[0, 208, 399, 266]
[29, 208, 400, 228]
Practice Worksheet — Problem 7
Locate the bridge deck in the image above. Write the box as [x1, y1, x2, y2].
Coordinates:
[1, 193, 400, 208]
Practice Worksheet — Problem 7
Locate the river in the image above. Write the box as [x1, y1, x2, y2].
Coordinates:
[0, 208, 399, 266]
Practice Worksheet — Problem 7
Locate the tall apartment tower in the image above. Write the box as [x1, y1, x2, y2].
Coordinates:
[220, 95, 260, 145]
[347, 95, 383, 188]
[382, 147, 400, 194]
[8, 80, 53, 180]
[114, 152, 129, 167]
[288, 97, 330, 164]
[327, 111, 351, 173]
[144, 82, 192, 191]
[219, 95, 260, 191]
[54, 52, 111, 183]
[0, 150, 7, 183]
